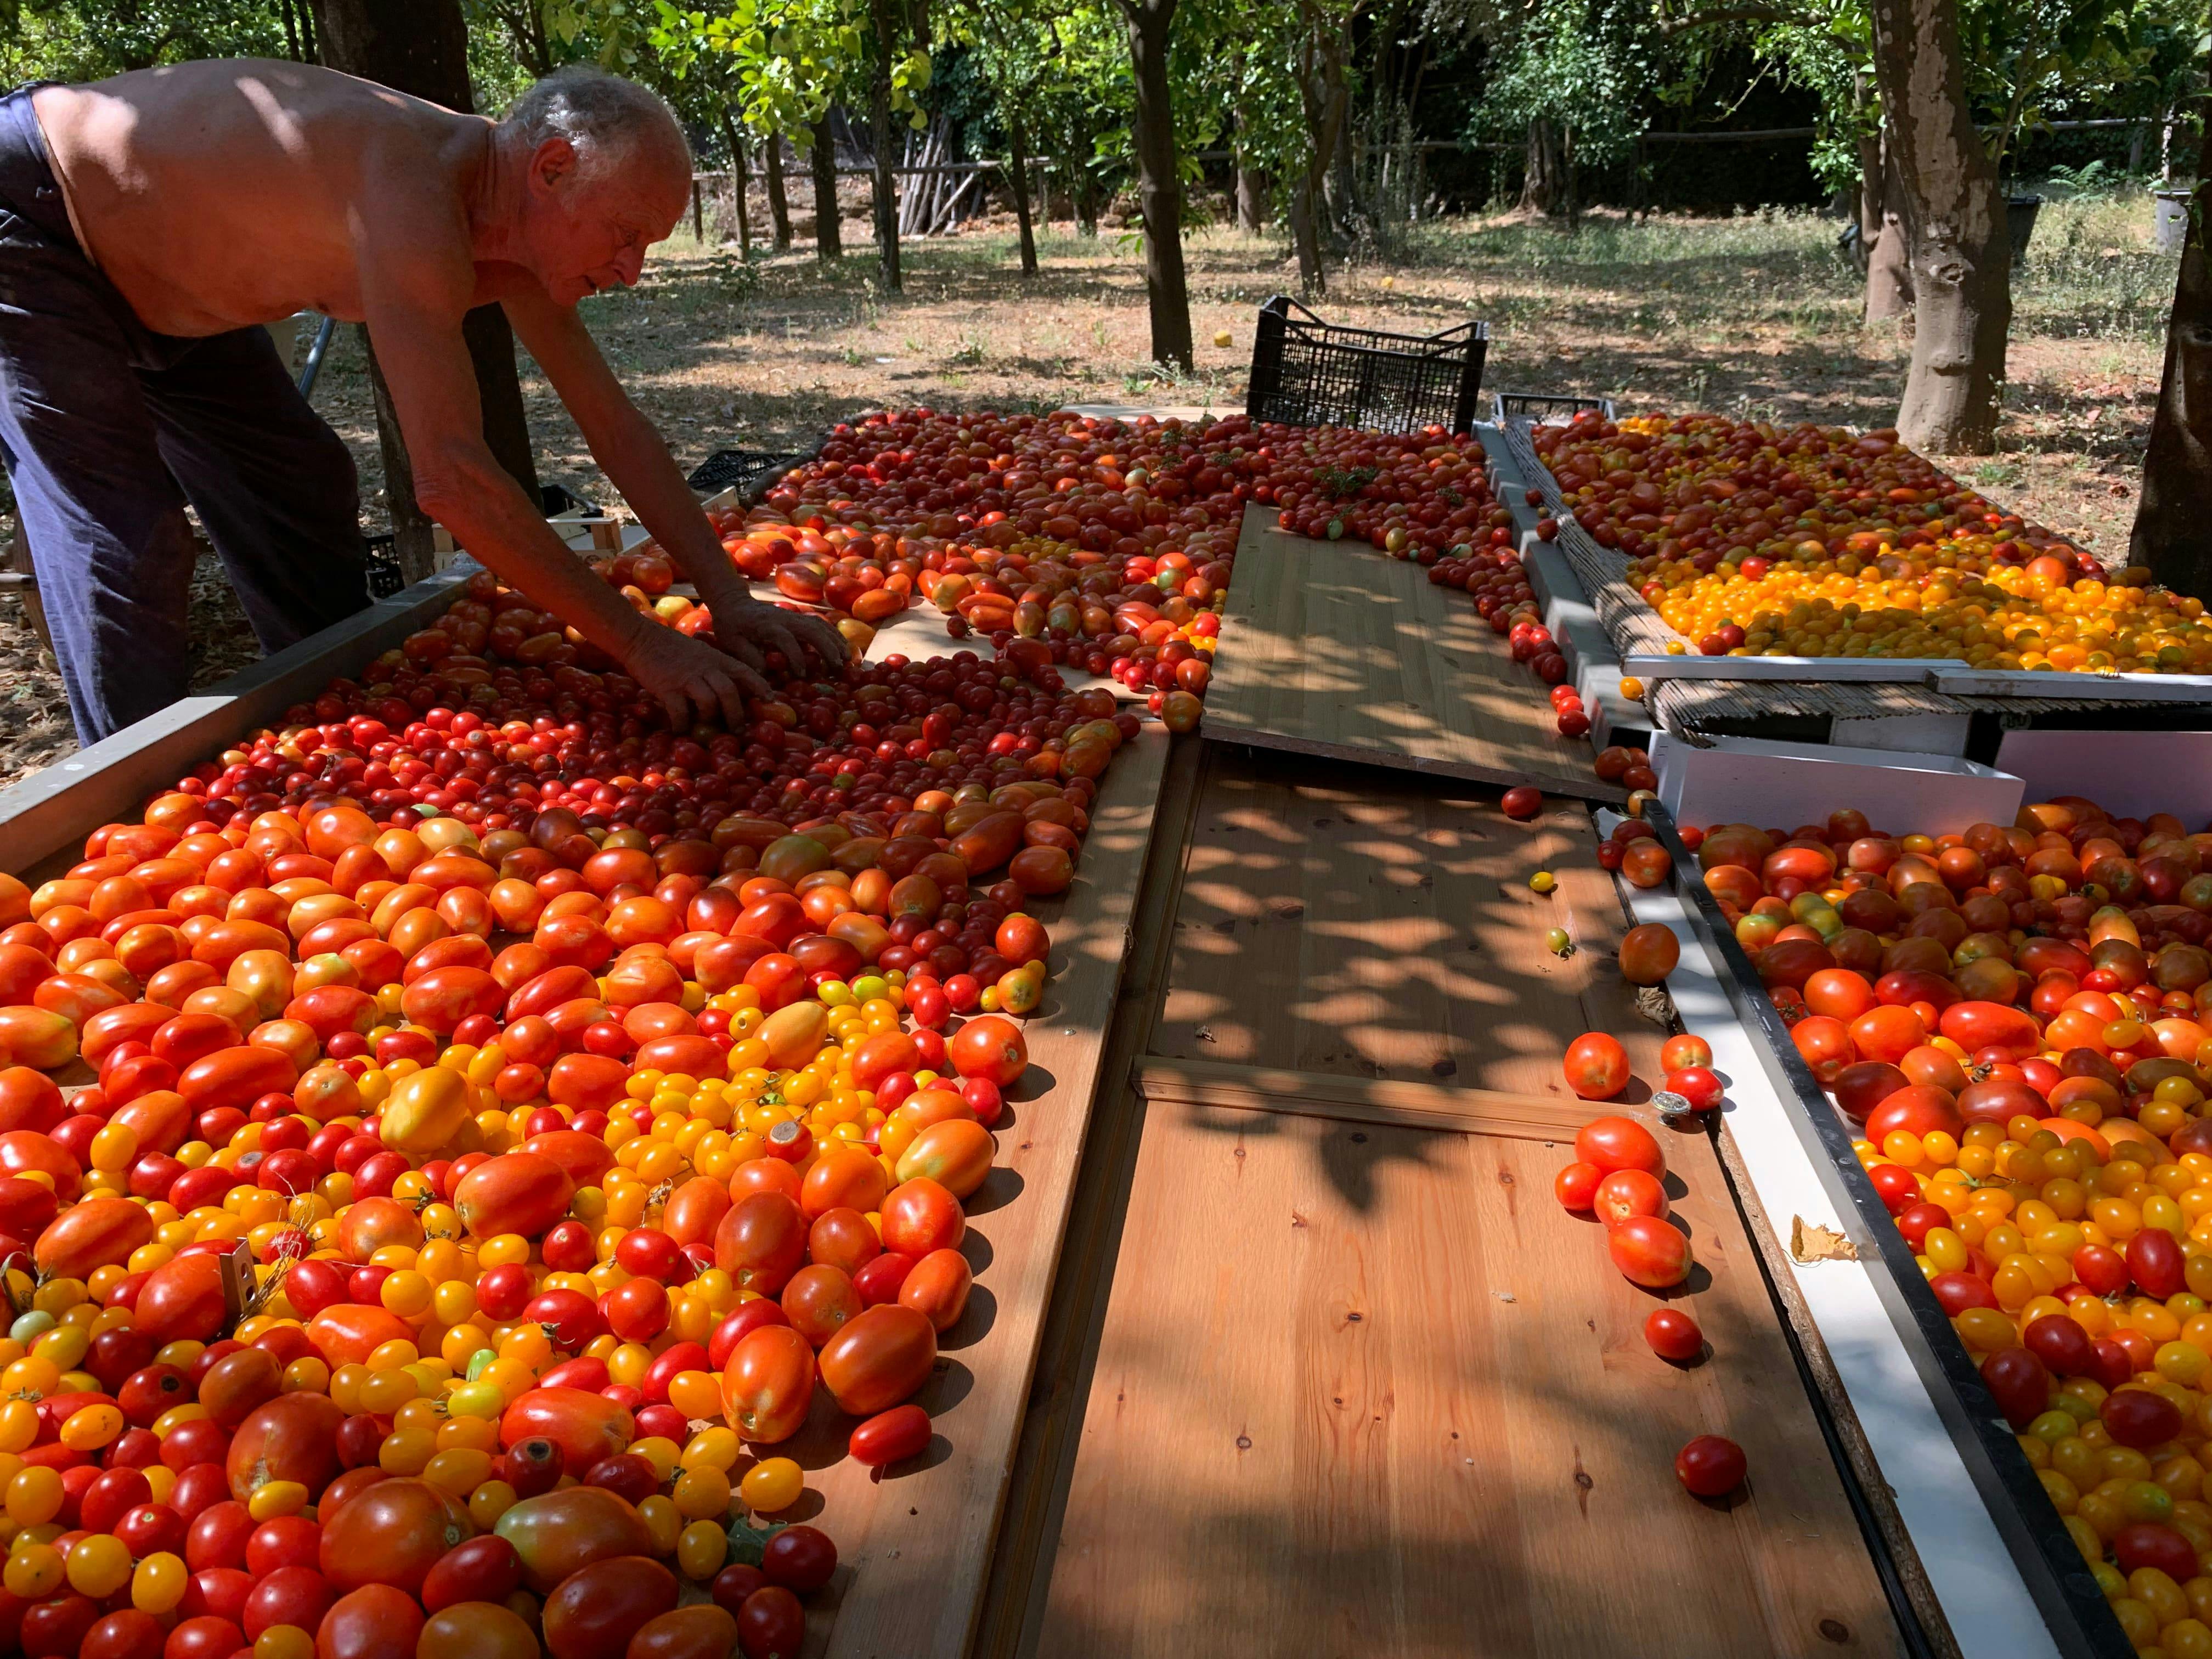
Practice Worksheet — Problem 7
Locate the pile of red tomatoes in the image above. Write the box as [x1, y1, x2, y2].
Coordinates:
[1697, 797, 2212, 1650]
[0, 545, 1146, 1658]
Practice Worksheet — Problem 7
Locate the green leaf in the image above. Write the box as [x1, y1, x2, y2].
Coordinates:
[725, 1513, 788, 1566]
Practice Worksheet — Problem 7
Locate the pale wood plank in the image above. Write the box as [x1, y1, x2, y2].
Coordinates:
[1205, 504, 1623, 800]
[1154, 748, 1666, 1097]
[1039, 1104, 1904, 1657]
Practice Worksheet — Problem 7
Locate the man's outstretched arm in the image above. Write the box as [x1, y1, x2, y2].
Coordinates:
[502, 287, 847, 676]
[357, 230, 765, 727]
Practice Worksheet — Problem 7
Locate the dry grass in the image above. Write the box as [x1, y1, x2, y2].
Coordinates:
[0, 190, 2175, 787]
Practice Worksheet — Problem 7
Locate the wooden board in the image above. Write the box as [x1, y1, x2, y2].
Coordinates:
[1152, 745, 1658, 1096]
[1038, 1099, 1905, 1658]
[789, 729, 1170, 1659]
[1205, 504, 1623, 800]
[1030, 746, 1905, 1659]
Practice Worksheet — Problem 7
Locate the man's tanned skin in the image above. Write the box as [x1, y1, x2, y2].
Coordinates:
[30, 59, 841, 727]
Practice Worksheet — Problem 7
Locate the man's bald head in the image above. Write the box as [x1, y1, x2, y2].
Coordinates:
[502, 65, 690, 194]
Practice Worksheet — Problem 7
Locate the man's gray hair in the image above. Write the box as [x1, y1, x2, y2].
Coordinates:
[503, 65, 690, 181]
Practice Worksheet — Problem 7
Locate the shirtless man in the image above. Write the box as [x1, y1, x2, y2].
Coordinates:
[0, 60, 839, 745]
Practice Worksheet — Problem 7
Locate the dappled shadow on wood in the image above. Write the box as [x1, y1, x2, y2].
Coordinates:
[1150, 745, 1666, 1214]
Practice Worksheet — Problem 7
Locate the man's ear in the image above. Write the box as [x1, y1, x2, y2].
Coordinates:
[531, 137, 578, 195]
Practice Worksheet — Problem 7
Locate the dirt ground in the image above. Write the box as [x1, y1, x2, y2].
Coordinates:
[0, 192, 2172, 787]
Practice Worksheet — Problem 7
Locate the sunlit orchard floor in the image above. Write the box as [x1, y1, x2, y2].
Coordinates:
[0, 191, 2172, 787]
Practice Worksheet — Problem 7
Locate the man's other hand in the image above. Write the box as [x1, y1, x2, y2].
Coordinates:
[626, 629, 767, 729]
[713, 596, 848, 677]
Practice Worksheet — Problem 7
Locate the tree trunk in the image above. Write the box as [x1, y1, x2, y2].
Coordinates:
[718, 109, 752, 256]
[313, 0, 537, 579]
[1523, 118, 1568, 216]
[1327, 65, 1359, 237]
[2132, 99, 2212, 593]
[1236, 157, 1267, 230]
[1853, 98, 1881, 247]
[1119, 0, 1194, 370]
[1865, 137, 1915, 320]
[1289, 178, 1325, 294]
[1867, 0, 2009, 452]
[766, 136, 793, 250]
[1008, 109, 1039, 276]
[810, 114, 843, 260]
[1075, 156, 1099, 236]
[868, 0, 903, 292]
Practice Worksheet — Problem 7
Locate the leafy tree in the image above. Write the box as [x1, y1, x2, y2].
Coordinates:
[0, 0, 289, 82]
[1471, 0, 1658, 217]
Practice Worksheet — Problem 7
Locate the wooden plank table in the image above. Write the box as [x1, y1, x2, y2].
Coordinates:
[790, 729, 1170, 1659]
[1204, 505, 1623, 801]
[1027, 744, 1910, 1659]
[1150, 748, 1649, 1097]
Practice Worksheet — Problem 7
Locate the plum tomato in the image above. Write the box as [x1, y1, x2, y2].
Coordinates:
[1607, 1215, 1692, 1288]
[1553, 1161, 1602, 1211]
[1674, 1434, 1746, 1497]
[1573, 1115, 1663, 1179]
[1643, 1308, 1703, 1363]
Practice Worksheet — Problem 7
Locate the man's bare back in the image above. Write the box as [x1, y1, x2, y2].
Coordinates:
[3, 60, 840, 741]
[33, 60, 494, 337]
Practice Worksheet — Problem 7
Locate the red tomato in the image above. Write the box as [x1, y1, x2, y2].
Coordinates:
[2128, 1227, 2186, 1300]
[1553, 1161, 1601, 1210]
[817, 1304, 937, 1416]
[1643, 1308, 1703, 1362]
[2072, 1244, 2129, 1297]
[540, 1554, 679, 1659]
[760, 1525, 838, 1593]
[1573, 1115, 1663, 1179]
[1500, 787, 1542, 821]
[1607, 1216, 1691, 1288]
[1563, 1032, 1630, 1101]
[946, 1015, 1027, 1086]
[849, 1404, 932, 1468]
[2114, 1522, 2200, 1584]
[2026, 1309, 2088, 1380]
[1674, 1435, 1746, 1497]
[2103, 1386, 2183, 1449]
[317, 1477, 469, 1594]
[1979, 1346, 2051, 1431]
[1664, 1066, 1722, 1111]
[735, 1587, 806, 1659]
[1592, 1169, 1666, 1230]
[1660, 1033, 1712, 1072]
[719, 1325, 816, 1443]
[879, 1178, 964, 1257]
[314, 1586, 424, 1659]
[420, 1534, 523, 1613]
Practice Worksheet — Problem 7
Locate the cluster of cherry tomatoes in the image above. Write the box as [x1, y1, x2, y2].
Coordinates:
[1697, 795, 2212, 1651]
[727, 408, 1265, 735]
[0, 538, 1161, 1659]
[1531, 410, 2212, 674]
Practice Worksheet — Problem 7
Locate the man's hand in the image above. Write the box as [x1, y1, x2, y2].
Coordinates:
[713, 597, 849, 678]
[624, 629, 768, 730]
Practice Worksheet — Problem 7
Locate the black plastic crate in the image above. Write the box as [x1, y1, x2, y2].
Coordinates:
[687, 448, 816, 501]
[541, 483, 599, 517]
[1493, 391, 1616, 424]
[364, 533, 403, 600]
[1245, 296, 1488, 435]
